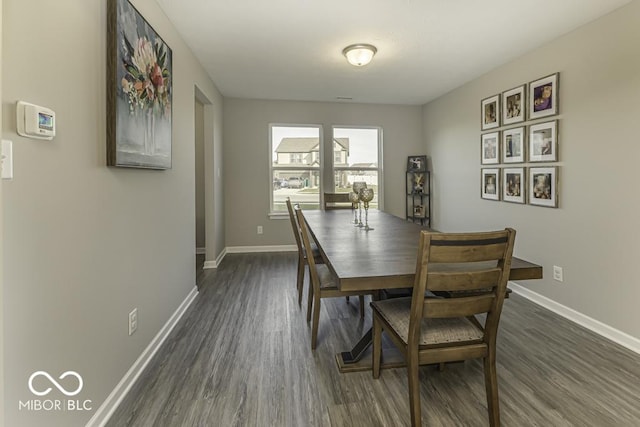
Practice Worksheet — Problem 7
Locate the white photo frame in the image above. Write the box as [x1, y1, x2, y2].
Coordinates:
[502, 85, 526, 125]
[529, 73, 559, 120]
[529, 166, 558, 207]
[529, 120, 558, 162]
[481, 132, 500, 164]
[481, 94, 500, 130]
[481, 168, 500, 201]
[503, 167, 525, 204]
[503, 127, 525, 163]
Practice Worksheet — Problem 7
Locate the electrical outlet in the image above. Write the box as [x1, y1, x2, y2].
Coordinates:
[553, 265, 563, 282]
[257, 226, 263, 235]
[128, 308, 138, 336]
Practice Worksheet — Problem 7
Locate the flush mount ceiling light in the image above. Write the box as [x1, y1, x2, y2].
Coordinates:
[342, 44, 377, 67]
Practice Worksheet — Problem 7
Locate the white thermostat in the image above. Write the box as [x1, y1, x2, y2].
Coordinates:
[16, 101, 56, 140]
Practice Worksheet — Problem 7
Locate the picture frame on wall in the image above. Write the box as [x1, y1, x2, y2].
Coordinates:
[502, 85, 526, 125]
[481, 94, 500, 130]
[481, 168, 500, 201]
[503, 167, 525, 204]
[529, 73, 559, 120]
[529, 166, 558, 207]
[481, 132, 500, 164]
[107, 0, 173, 169]
[407, 155, 427, 172]
[503, 127, 525, 163]
[529, 120, 558, 162]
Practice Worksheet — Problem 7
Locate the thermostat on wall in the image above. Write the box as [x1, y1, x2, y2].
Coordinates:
[16, 101, 56, 140]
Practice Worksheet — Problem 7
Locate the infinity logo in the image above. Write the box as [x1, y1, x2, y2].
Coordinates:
[28, 371, 83, 397]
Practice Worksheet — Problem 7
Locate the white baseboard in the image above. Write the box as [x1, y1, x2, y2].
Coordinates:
[203, 247, 228, 269]
[225, 245, 297, 253]
[195, 247, 206, 255]
[203, 245, 296, 269]
[510, 283, 640, 355]
[86, 286, 199, 427]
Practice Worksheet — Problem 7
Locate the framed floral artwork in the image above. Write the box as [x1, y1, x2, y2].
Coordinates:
[529, 166, 558, 207]
[503, 167, 525, 204]
[481, 94, 500, 130]
[481, 132, 500, 164]
[529, 120, 558, 162]
[481, 168, 500, 201]
[107, 0, 173, 169]
[502, 85, 525, 125]
[529, 73, 558, 120]
[503, 127, 525, 163]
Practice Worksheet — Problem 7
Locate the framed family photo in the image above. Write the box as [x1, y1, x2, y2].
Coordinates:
[503, 167, 525, 204]
[529, 166, 558, 207]
[107, 0, 173, 169]
[502, 85, 525, 125]
[481, 94, 500, 130]
[481, 168, 500, 201]
[529, 120, 558, 162]
[529, 73, 558, 120]
[503, 127, 525, 163]
[407, 155, 427, 172]
[481, 132, 500, 164]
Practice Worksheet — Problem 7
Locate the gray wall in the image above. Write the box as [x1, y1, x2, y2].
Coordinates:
[223, 98, 423, 247]
[195, 100, 205, 249]
[1, 0, 223, 426]
[0, 0, 5, 423]
[423, 1, 640, 340]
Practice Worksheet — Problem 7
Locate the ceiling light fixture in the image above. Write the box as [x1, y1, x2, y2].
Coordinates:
[342, 44, 377, 67]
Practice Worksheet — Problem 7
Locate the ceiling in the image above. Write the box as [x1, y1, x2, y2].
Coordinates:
[156, 0, 630, 105]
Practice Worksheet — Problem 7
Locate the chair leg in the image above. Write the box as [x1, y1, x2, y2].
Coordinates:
[306, 282, 313, 322]
[484, 351, 500, 427]
[358, 295, 365, 318]
[372, 314, 382, 379]
[346, 296, 350, 303]
[296, 258, 305, 307]
[310, 293, 321, 350]
[407, 349, 422, 427]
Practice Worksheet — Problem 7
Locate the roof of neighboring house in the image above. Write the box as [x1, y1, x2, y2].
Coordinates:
[275, 137, 349, 153]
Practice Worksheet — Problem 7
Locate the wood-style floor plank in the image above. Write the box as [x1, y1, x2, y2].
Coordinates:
[107, 253, 640, 426]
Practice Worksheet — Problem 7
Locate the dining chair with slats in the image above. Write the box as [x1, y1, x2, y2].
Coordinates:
[371, 228, 516, 427]
[285, 197, 323, 307]
[295, 205, 371, 349]
[323, 192, 355, 210]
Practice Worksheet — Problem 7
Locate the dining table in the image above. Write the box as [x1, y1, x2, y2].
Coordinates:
[302, 208, 543, 373]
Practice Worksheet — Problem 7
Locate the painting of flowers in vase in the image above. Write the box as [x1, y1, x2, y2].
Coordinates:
[107, 0, 172, 169]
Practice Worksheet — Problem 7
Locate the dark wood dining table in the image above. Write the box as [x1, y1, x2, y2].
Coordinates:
[302, 209, 543, 372]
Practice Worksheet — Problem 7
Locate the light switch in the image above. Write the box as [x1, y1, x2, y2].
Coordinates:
[1, 139, 13, 180]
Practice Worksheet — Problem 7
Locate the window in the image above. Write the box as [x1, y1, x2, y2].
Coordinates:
[269, 124, 383, 215]
[332, 127, 382, 209]
[270, 125, 322, 213]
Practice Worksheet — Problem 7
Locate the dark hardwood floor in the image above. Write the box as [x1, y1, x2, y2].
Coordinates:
[108, 252, 640, 426]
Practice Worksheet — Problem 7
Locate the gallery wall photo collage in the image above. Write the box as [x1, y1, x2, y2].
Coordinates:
[480, 73, 560, 208]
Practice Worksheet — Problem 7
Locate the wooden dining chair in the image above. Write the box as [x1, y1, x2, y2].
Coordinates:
[323, 192, 355, 210]
[295, 205, 370, 349]
[285, 197, 324, 307]
[371, 228, 516, 427]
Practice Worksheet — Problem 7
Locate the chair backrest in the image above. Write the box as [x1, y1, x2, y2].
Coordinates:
[408, 229, 516, 345]
[324, 192, 355, 210]
[286, 197, 304, 253]
[294, 206, 322, 294]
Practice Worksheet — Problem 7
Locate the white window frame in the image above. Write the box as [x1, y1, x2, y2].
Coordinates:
[268, 123, 323, 218]
[331, 126, 384, 209]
